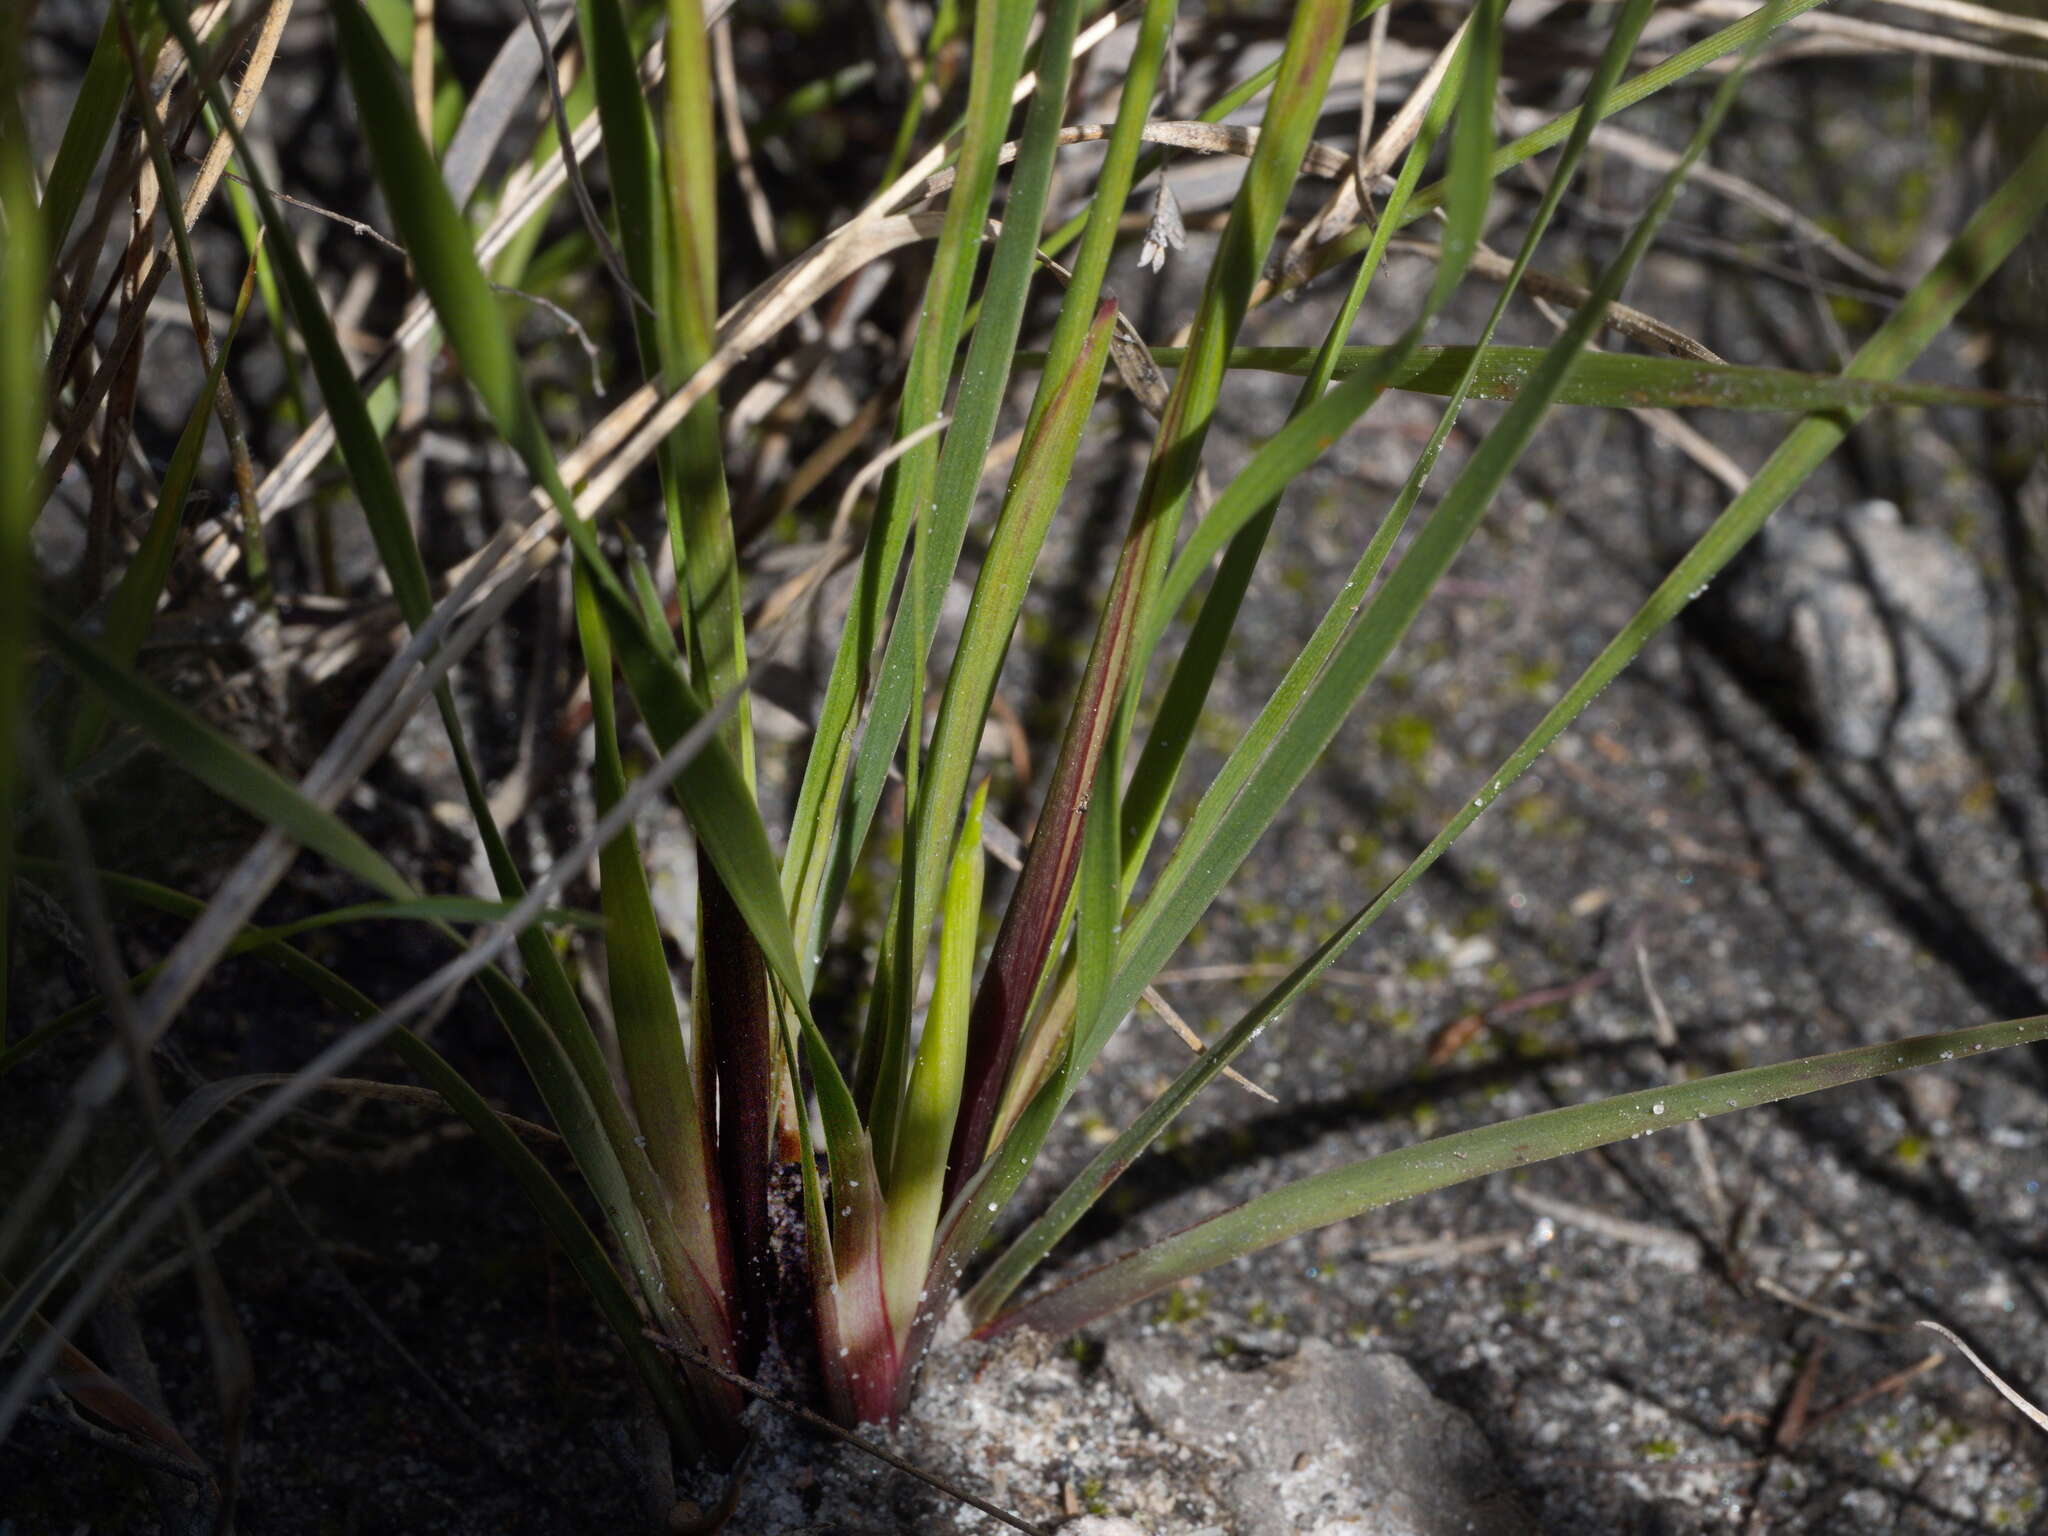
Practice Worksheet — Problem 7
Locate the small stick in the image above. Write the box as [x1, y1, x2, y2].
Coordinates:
[1799, 1352, 1943, 1437]
[1636, 940, 1733, 1245]
[1141, 987, 1277, 1103]
[1750, 1275, 1891, 1334]
[1773, 1343, 1825, 1449]
[1916, 1321, 2048, 1433]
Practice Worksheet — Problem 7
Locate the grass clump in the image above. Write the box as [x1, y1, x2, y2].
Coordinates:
[4, 0, 2048, 1521]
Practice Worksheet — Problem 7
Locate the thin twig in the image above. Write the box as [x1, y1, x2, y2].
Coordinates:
[515, 0, 652, 316]
[1140, 987, 1277, 1102]
[1916, 1321, 2048, 1433]
[1635, 939, 1733, 1244]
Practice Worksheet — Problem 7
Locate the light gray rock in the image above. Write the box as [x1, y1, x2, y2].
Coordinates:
[1106, 1334, 1537, 1536]
[1725, 500, 1995, 759]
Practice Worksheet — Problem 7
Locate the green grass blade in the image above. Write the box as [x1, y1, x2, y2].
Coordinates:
[947, 0, 1357, 1198]
[880, 782, 987, 1340]
[41, 614, 730, 1358]
[570, 566, 730, 1295]
[328, 0, 887, 1404]
[1115, 7, 1485, 906]
[324, 0, 812, 1019]
[114, 12, 742, 1390]
[1288, 0, 1837, 291]
[890, 297, 1120, 1158]
[991, 1013, 2048, 1336]
[1100, 0, 1791, 1087]
[780, 0, 1034, 977]
[859, 0, 1170, 1135]
[975, 0, 1557, 1305]
[0, 672, 757, 1442]
[1137, 345, 2026, 412]
[859, 0, 1090, 1136]
[974, 0, 1679, 1310]
[662, 0, 752, 768]
[41, 616, 414, 901]
[1, 60, 42, 1009]
[576, 0, 670, 357]
[1034, 0, 1394, 269]
[983, 70, 2048, 1334]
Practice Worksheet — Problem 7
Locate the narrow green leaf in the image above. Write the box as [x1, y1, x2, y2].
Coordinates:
[325, 0, 815, 1026]
[42, 615, 414, 901]
[575, 0, 670, 350]
[1101, 0, 1792, 1093]
[1, 68, 43, 1003]
[861, 0, 1172, 1137]
[662, 0, 753, 768]
[984, 68, 2048, 1335]
[1073, 751, 1118, 1057]
[1134, 345, 2026, 413]
[992, 1014, 2048, 1337]
[1289, 0, 1837, 289]
[862, 295, 1119, 1142]
[986, 0, 1486, 1161]
[1115, 7, 1483, 916]
[948, 0, 1356, 1200]
[780, 0, 1035, 978]
[570, 566, 729, 1293]
[861, 0, 1092, 1141]
[881, 781, 987, 1341]
[1035, 0, 1396, 270]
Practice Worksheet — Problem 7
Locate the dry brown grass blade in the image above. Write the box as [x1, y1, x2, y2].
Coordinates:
[1394, 237, 1724, 361]
[41, 0, 293, 500]
[571, 214, 955, 513]
[440, 0, 574, 204]
[712, 19, 779, 264]
[201, 0, 1130, 575]
[1591, 0, 2048, 41]
[53, 0, 237, 277]
[1857, 0, 2048, 41]
[48, 1337, 214, 1479]
[1279, 13, 1472, 289]
[1141, 987, 1277, 1102]
[512, 0, 649, 316]
[1501, 106, 1896, 289]
[760, 390, 893, 529]
[916, 119, 1366, 205]
[1682, 0, 2048, 70]
[194, 34, 671, 569]
[749, 415, 951, 642]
